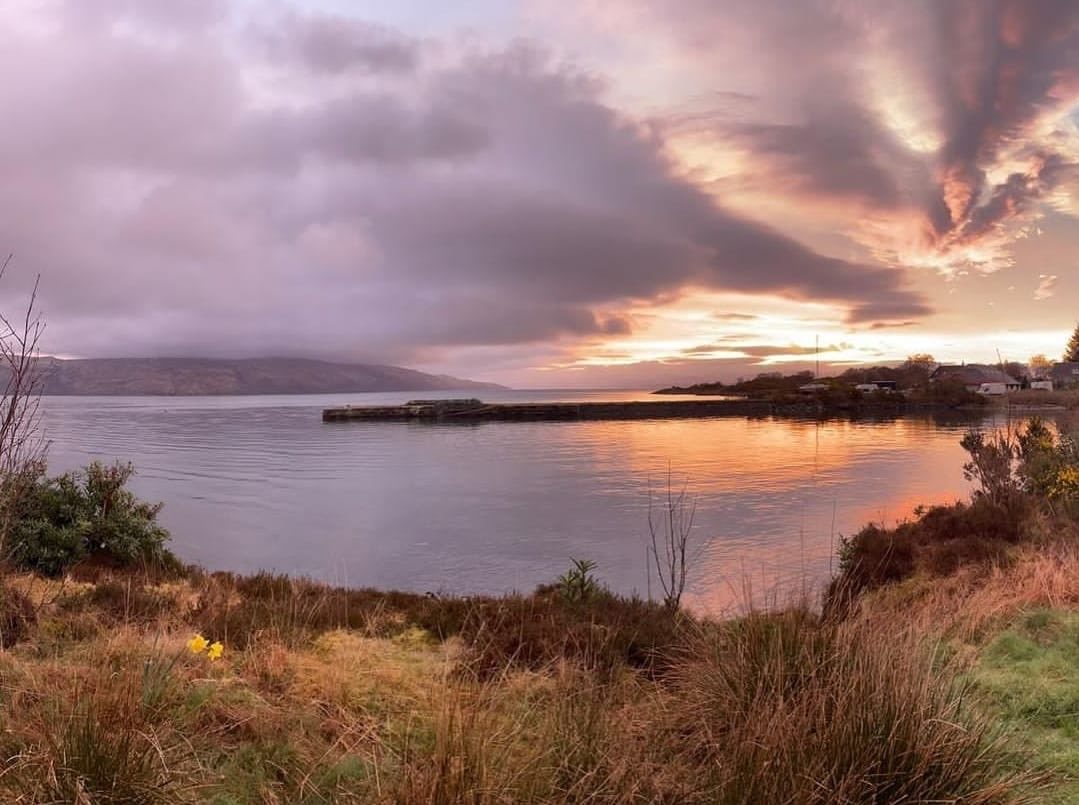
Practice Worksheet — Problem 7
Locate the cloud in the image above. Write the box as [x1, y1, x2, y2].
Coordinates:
[602, 0, 1079, 275]
[65, 0, 228, 32]
[252, 12, 421, 75]
[869, 320, 918, 330]
[680, 342, 847, 359]
[1035, 274, 1059, 300]
[0, 1, 930, 372]
[712, 312, 759, 321]
[688, 101, 931, 213]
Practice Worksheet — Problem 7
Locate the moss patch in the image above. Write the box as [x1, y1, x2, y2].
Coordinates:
[973, 608, 1079, 802]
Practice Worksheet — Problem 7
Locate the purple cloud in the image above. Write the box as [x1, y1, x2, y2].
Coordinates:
[613, 0, 1079, 272]
[0, 1, 935, 376]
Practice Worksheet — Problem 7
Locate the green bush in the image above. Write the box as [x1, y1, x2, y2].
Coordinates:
[1017, 417, 1079, 514]
[6, 462, 178, 577]
[961, 427, 1024, 509]
[555, 557, 601, 604]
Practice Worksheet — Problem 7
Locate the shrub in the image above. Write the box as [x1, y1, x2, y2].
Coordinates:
[827, 418, 1079, 608]
[961, 417, 1079, 516]
[962, 427, 1025, 509]
[457, 590, 686, 679]
[1017, 417, 1079, 515]
[555, 557, 600, 604]
[5, 461, 178, 577]
[827, 497, 1027, 607]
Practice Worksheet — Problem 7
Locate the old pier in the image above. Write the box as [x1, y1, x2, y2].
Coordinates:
[322, 397, 776, 423]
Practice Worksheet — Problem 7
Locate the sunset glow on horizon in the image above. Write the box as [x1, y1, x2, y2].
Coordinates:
[2, 0, 1078, 387]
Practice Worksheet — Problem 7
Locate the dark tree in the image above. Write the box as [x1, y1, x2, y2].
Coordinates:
[900, 354, 936, 387]
[1030, 354, 1052, 376]
[1003, 361, 1029, 381]
[1066, 322, 1079, 362]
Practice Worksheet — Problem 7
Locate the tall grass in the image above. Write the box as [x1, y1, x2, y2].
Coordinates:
[672, 608, 1035, 803]
[3, 662, 201, 803]
[375, 606, 1041, 803]
[0, 563, 1053, 802]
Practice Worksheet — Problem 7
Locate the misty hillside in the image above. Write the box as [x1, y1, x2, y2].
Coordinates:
[30, 358, 504, 396]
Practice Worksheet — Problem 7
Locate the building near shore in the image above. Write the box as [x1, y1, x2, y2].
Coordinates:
[1050, 362, 1079, 388]
[930, 364, 1022, 393]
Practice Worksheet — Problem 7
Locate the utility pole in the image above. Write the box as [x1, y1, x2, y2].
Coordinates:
[816, 335, 820, 379]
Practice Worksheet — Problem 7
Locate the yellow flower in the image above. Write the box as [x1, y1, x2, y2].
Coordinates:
[207, 641, 224, 662]
[1050, 465, 1079, 500]
[187, 634, 208, 655]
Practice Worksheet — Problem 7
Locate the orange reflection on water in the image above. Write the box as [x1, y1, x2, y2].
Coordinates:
[567, 415, 982, 615]
[568, 415, 971, 497]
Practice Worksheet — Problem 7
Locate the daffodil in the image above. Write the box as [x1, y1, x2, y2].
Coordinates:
[207, 641, 224, 662]
[187, 634, 209, 655]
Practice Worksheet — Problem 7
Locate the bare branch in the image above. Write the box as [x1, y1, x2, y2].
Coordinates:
[647, 464, 698, 610]
[0, 256, 48, 553]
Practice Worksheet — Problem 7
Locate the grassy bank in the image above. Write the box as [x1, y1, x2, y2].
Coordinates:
[974, 608, 1079, 804]
[0, 554, 1070, 804]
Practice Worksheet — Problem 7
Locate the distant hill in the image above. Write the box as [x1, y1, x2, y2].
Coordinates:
[28, 357, 505, 396]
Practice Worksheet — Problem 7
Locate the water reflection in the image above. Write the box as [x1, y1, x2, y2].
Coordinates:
[39, 393, 990, 614]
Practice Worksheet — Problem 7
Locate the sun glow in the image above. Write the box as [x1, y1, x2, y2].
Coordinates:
[553, 289, 1070, 379]
[869, 75, 943, 155]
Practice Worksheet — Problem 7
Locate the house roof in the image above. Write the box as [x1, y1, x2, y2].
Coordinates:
[1050, 362, 1079, 381]
[932, 364, 1020, 386]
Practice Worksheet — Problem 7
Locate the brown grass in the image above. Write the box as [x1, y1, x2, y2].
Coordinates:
[855, 537, 1079, 644]
[669, 609, 1034, 803]
[0, 561, 1054, 803]
[0, 583, 35, 648]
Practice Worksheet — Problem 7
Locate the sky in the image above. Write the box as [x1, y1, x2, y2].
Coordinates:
[1, 0, 1078, 388]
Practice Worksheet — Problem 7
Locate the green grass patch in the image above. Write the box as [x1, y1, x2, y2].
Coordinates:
[973, 608, 1079, 802]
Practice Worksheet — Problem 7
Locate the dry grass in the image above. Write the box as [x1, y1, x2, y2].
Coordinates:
[670, 610, 1035, 803]
[854, 537, 1079, 644]
[0, 562, 1056, 803]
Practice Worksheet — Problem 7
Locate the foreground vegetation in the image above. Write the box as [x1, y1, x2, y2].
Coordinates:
[0, 557, 1064, 804]
[0, 419, 1075, 801]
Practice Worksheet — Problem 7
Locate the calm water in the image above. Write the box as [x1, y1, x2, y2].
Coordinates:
[39, 390, 988, 613]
